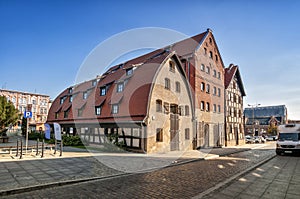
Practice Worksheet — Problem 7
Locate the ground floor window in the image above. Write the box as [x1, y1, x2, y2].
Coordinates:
[156, 128, 163, 142]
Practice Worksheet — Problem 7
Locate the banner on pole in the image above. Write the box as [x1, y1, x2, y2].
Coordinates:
[53, 123, 62, 141]
[44, 123, 51, 140]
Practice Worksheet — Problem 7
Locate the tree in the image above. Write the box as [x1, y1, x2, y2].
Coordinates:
[0, 96, 20, 135]
[267, 125, 278, 136]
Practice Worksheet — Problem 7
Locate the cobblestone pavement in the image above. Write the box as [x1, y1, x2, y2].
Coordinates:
[202, 155, 300, 199]
[1, 146, 275, 198]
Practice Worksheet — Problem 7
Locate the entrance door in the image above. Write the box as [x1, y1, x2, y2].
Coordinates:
[170, 114, 179, 151]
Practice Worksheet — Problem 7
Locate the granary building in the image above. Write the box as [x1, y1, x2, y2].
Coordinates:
[47, 50, 194, 153]
[47, 29, 246, 153]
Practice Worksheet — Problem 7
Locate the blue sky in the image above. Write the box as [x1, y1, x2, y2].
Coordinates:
[1, 0, 300, 119]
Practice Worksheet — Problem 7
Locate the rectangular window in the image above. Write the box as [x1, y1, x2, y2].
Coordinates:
[179, 105, 184, 116]
[206, 102, 210, 112]
[201, 82, 205, 92]
[60, 98, 64, 104]
[201, 101, 205, 111]
[217, 72, 221, 79]
[206, 66, 210, 74]
[213, 104, 216, 112]
[185, 105, 189, 116]
[92, 80, 97, 87]
[169, 61, 175, 72]
[185, 128, 190, 140]
[218, 88, 221, 97]
[68, 88, 73, 93]
[64, 110, 69, 118]
[206, 84, 210, 93]
[201, 64, 205, 71]
[165, 78, 170, 90]
[100, 87, 106, 96]
[175, 82, 180, 93]
[83, 91, 88, 99]
[213, 70, 217, 77]
[112, 104, 119, 114]
[163, 102, 169, 114]
[117, 82, 124, 93]
[156, 128, 163, 142]
[170, 104, 178, 114]
[213, 87, 217, 95]
[126, 68, 133, 76]
[218, 105, 221, 113]
[156, 100, 162, 112]
[69, 95, 73, 102]
[95, 106, 101, 115]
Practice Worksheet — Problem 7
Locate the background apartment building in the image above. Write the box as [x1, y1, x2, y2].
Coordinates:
[0, 89, 51, 131]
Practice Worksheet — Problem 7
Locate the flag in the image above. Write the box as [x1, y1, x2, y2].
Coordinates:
[44, 123, 51, 139]
[53, 123, 62, 141]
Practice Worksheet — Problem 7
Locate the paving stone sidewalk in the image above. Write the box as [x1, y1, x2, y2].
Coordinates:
[201, 155, 300, 199]
[0, 135, 264, 196]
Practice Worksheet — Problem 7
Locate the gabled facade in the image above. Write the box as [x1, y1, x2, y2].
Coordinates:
[47, 50, 195, 153]
[170, 29, 225, 148]
[224, 64, 246, 146]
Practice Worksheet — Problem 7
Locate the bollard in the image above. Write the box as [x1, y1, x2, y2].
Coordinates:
[60, 140, 63, 157]
[16, 139, 19, 157]
[20, 140, 23, 159]
[41, 139, 44, 158]
[54, 139, 57, 154]
[36, 138, 39, 156]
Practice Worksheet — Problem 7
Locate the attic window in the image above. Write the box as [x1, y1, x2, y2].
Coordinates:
[209, 38, 212, 44]
[83, 91, 88, 99]
[209, 51, 213, 58]
[112, 104, 119, 114]
[95, 106, 102, 115]
[215, 55, 218, 62]
[169, 61, 175, 72]
[126, 68, 133, 76]
[100, 87, 106, 96]
[69, 95, 73, 102]
[117, 82, 124, 93]
[92, 80, 97, 87]
[68, 88, 73, 94]
[204, 48, 207, 55]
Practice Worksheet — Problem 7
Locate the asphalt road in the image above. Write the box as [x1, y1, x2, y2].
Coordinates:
[2, 142, 276, 199]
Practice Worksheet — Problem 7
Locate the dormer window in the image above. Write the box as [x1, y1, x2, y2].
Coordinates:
[100, 87, 106, 96]
[68, 88, 73, 94]
[95, 106, 102, 115]
[126, 68, 133, 76]
[83, 91, 88, 99]
[92, 80, 97, 87]
[117, 82, 124, 93]
[112, 104, 119, 114]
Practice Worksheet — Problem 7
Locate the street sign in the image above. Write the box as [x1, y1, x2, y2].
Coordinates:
[24, 111, 32, 118]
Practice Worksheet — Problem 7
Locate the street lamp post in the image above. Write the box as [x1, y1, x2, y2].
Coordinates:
[248, 103, 261, 136]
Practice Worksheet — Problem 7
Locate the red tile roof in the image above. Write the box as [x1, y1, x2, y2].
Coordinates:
[47, 49, 173, 124]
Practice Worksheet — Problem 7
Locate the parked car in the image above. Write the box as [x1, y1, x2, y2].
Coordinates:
[245, 135, 254, 144]
[253, 136, 265, 143]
